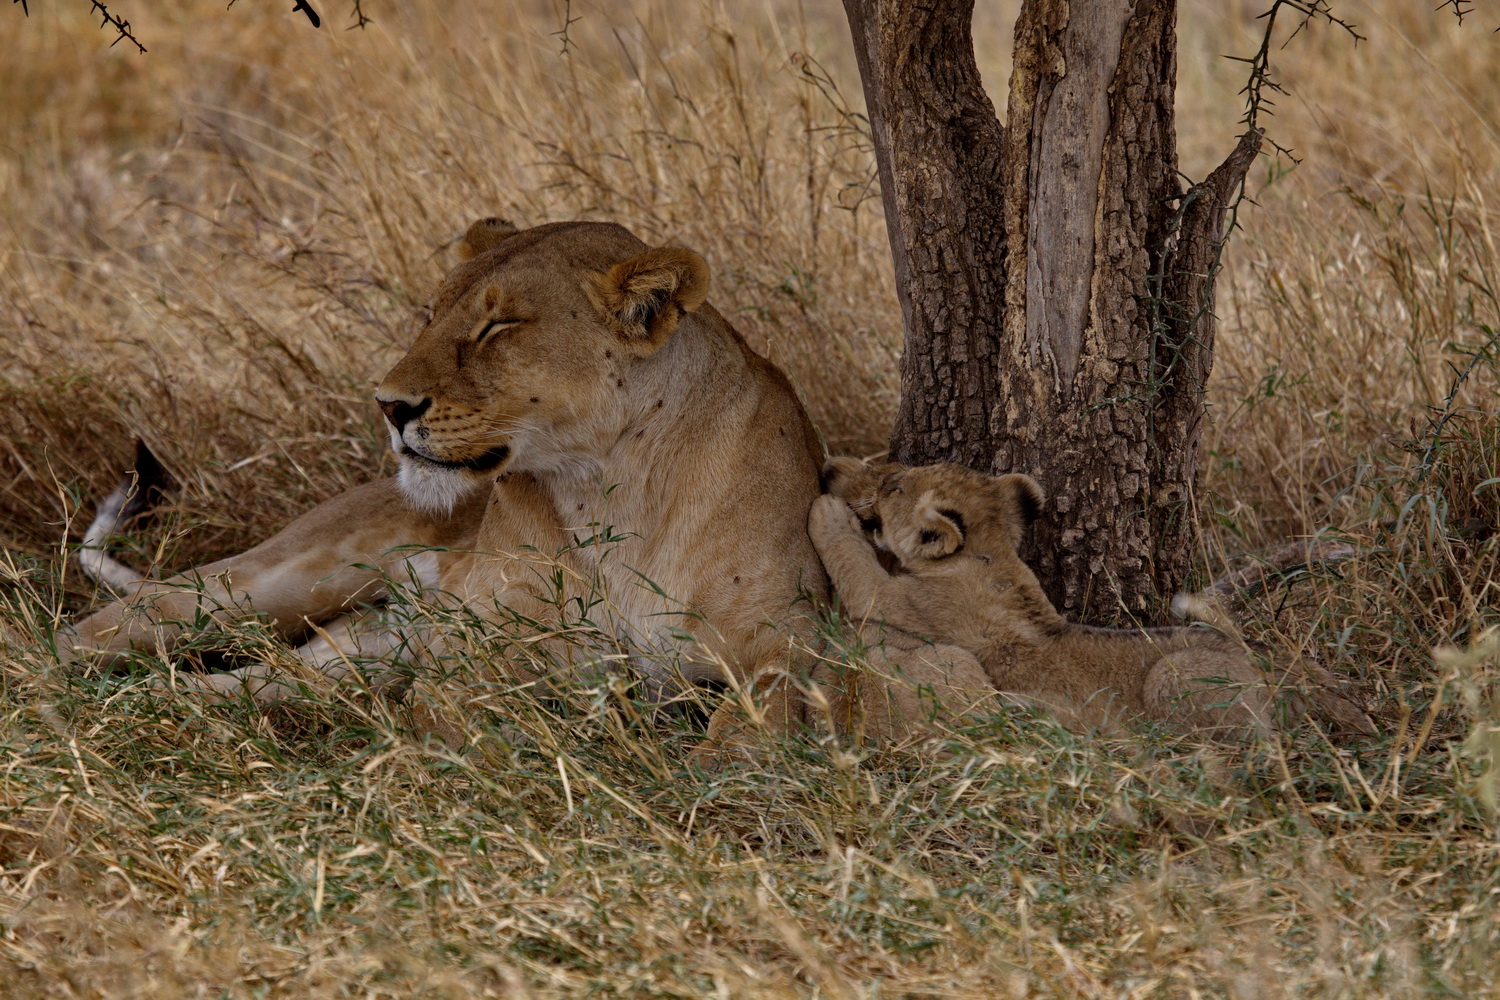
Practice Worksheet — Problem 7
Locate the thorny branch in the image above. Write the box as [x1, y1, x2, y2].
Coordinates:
[1437, 0, 1473, 23]
[88, 0, 146, 53]
[52, 0, 374, 49]
[281, 1, 372, 30]
[1230, 1, 1363, 160]
[1142, 2, 1362, 409]
[1436, 0, 1500, 31]
[552, 0, 581, 56]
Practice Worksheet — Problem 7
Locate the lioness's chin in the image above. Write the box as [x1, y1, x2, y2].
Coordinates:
[397, 460, 486, 516]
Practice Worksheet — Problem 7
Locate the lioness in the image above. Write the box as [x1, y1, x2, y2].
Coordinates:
[811, 458, 1280, 740]
[66, 218, 827, 756]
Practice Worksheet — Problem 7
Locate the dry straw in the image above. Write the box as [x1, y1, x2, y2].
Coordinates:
[2, 1, 1499, 995]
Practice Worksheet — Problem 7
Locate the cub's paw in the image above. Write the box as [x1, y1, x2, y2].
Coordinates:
[1305, 687, 1378, 738]
[807, 493, 861, 543]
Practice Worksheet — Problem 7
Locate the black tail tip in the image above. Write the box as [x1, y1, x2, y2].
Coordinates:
[115, 439, 176, 522]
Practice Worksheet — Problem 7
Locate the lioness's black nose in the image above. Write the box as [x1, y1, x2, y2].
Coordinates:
[377, 395, 431, 431]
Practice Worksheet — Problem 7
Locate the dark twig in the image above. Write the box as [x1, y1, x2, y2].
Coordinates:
[292, 0, 321, 28]
[1437, 0, 1472, 23]
[552, 0, 581, 55]
[225, 0, 361, 30]
[88, 0, 147, 52]
[1437, 0, 1500, 30]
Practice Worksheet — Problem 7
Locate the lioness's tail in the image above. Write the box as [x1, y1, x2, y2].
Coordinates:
[1171, 538, 1357, 621]
[76, 440, 175, 592]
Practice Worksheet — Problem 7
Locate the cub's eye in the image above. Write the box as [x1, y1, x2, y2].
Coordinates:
[474, 318, 522, 345]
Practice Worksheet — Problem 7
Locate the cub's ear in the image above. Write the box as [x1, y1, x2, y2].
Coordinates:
[821, 456, 868, 498]
[911, 499, 966, 559]
[458, 217, 519, 260]
[587, 246, 709, 352]
[997, 473, 1044, 538]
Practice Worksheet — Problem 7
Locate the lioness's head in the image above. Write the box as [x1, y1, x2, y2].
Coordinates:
[824, 457, 1042, 566]
[376, 219, 710, 512]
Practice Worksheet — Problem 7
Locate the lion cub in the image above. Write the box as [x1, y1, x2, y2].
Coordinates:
[809, 458, 1276, 741]
[810, 619, 1002, 746]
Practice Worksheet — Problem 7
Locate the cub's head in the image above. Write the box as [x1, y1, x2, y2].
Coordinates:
[823, 457, 1042, 567]
[821, 455, 904, 534]
[376, 218, 710, 512]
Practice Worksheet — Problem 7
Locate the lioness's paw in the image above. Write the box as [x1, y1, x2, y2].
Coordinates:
[142, 669, 244, 706]
[51, 629, 93, 672]
[143, 665, 303, 707]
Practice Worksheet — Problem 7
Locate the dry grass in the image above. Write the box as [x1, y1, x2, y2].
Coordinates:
[3, 0, 1500, 995]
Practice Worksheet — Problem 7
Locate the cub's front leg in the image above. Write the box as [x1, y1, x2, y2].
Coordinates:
[807, 495, 925, 632]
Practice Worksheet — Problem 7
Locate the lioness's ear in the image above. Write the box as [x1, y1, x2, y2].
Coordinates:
[459, 217, 519, 260]
[998, 473, 1044, 540]
[912, 496, 965, 559]
[587, 246, 709, 352]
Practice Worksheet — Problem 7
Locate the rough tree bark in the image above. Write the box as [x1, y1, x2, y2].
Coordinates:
[843, 0, 1260, 620]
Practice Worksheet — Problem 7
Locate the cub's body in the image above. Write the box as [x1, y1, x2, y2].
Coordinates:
[812, 460, 1274, 739]
[813, 619, 999, 746]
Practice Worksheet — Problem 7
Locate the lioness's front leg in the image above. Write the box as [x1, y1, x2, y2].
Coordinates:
[154, 607, 428, 704]
[807, 495, 928, 634]
[65, 478, 483, 670]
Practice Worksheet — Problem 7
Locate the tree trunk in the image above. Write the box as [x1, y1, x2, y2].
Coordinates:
[843, 0, 1259, 620]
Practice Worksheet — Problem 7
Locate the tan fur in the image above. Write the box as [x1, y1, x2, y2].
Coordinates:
[458, 217, 519, 259]
[64, 478, 486, 668]
[809, 459, 1000, 744]
[811, 626, 1000, 748]
[66, 220, 827, 759]
[811, 459, 1280, 741]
